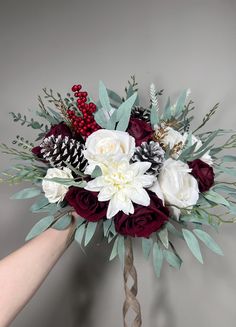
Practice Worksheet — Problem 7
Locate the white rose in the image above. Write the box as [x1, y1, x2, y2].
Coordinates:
[42, 167, 73, 203]
[83, 129, 135, 174]
[158, 158, 199, 219]
[160, 127, 186, 158]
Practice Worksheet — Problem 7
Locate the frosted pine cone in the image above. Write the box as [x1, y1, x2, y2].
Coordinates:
[131, 106, 150, 122]
[132, 141, 165, 176]
[40, 135, 87, 172]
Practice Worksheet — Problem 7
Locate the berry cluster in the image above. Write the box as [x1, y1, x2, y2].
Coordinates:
[67, 84, 100, 138]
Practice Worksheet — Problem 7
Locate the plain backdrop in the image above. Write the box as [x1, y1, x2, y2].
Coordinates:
[0, 0, 236, 326]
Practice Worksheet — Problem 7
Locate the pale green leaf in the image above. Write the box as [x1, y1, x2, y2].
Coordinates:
[11, 187, 41, 200]
[117, 236, 125, 267]
[74, 223, 86, 245]
[193, 229, 223, 256]
[109, 237, 119, 261]
[153, 242, 163, 278]
[182, 229, 203, 263]
[99, 81, 112, 112]
[84, 222, 97, 246]
[53, 214, 72, 230]
[158, 228, 169, 249]
[163, 249, 182, 269]
[116, 93, 137, 131]
[204, 190, 230, 207]
[26, 215, 54, 241]
[142, 238, 153, 259]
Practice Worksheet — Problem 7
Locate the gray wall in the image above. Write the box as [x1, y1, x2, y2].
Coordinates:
[1, 0, 236, 326]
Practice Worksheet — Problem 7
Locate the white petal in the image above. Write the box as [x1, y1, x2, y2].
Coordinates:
[131, 161, 151, 175]
[85, 177, 105, 192]
[149, 180, 164, 203]
[128, 188, 150, 207]
[135, 175, 156, 188]
[98, 186, 115, 201]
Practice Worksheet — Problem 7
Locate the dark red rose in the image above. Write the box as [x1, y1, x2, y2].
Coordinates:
[65, 187, 107, 222]
[32, 122, 74, 158]
[45, 122, 73, 139]
[188, 159, 215, 193]
[114, 191, 169, 238]
[127, 118, 153, 146]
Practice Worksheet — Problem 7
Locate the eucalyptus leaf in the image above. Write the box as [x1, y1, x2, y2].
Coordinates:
[26, 215, 54, 241]
[153, 242, 163, 278]
[222, 155, 236, 163]
[53, 214, 72, 230]
[30, 196, 49, 212]
[142, 238, 153, 259]
[174, 90, 188, 116]
[84, 222, 97, 246]
[116, 93, 137, 131]
[163, 249, 182, 269]
[204, 190, 230, 207]
[193, 229, 223, 256]
[11, 187, 41, 200]
[158, 228, 169, 249]
[166, 222, 184, 239]
[99, 81, 112, 112]
[109, 237, 119, 261]
[117, 236, 125, 267]
[182, 229, 203, 263]
[94, 110, 108, 128]
[103, 219, 113, 238]
[91, 165, 102, 178]
[75, 223, 86, 245]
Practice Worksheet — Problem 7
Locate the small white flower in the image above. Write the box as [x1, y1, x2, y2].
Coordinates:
[42, 167, 73, 203]
[158, 158, 199, 219]
[85, 159, 156, 219]
[157, 126, 213, 165]
[83, 129, 135, 174]
[159, 126, 186, 158]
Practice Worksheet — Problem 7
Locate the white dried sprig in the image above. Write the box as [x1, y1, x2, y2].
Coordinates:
[150, 83, 159, 111]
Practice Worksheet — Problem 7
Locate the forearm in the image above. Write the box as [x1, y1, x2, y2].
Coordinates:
[0, 226, 73, 327]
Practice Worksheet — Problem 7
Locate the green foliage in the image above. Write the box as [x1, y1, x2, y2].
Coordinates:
[84, 222, 97, 246]
[0, 164, 46, 185]
[109, 237, 119, 261]
[74, 223, 86, 245]
[163, 249, 182, 269]
[193, 103, 220, 133]
[0, 143, 35, 161]
[193, 229, 223, 256]
[158, 227, 169, 249]
[53, 214, 72, 230]
[115, 93, 137, 131]
[11, 187, 41, 199]
[142, 237, 153, 259]
[9, 112, 46, 131]
[182, 229, 203, 264]
[25, 216, 54, 241]
[117, 236, 125, 267]
[153, 242, 163, 278]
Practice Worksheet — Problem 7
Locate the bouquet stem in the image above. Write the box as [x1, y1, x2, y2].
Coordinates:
[123, 237, 142, 327]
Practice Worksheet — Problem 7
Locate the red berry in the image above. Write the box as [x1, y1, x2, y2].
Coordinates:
[71, 85, 78, 92]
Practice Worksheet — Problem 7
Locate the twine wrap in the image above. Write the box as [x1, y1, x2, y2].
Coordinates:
[123, 237, 142, 327]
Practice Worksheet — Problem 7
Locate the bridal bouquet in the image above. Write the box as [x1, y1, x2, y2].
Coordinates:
[1, 77, 236, 326]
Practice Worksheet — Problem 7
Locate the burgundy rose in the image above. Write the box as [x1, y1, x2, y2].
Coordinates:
[45, 122, 73, 139]
[65, 187, 107, 222]
[127, 118, 153, 146]
[32, 122, 74, 158]
[188, 159, 215, 192]
[114, 191, 169, 238]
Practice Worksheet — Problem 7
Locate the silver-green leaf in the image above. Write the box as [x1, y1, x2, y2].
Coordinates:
[182, 229, 203, 264]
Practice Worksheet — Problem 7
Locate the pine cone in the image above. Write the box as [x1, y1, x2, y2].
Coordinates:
[132, 141, 165, 176]
[131, 106, 150, 122]
[40, 135, 87, 172]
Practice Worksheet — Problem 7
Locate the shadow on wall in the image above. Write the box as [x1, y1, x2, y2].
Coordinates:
[61, 227, 111, 327]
